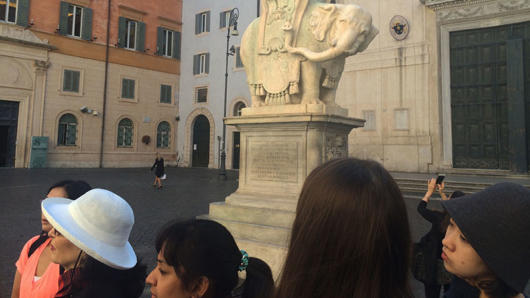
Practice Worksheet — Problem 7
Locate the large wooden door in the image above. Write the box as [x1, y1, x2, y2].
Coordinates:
[450, 22, 530, 171]
[192, 115, 210, 167]
[0, 100, 19, 167]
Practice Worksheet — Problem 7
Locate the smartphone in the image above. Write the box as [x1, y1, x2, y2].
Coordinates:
[435, 174, 445, 185]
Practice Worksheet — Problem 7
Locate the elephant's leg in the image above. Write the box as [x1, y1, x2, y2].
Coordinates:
[320, 87, 338, 106]
[300, 61, 322, 105]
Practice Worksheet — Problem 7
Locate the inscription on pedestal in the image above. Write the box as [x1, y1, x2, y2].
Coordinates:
[248, 141, 298, 183]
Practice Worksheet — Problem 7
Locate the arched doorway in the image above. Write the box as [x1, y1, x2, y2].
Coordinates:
[192, 115, 210, 167]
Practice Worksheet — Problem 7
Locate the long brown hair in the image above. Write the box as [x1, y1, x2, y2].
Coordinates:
[275, 158, 412, 298]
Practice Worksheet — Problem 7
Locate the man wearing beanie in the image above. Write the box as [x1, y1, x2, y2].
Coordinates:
[441, 182, 530, 298]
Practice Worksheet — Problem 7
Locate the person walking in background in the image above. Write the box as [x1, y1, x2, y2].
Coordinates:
[41, 188, 146, 298]
[146, 219, 274, 298]
[274, 158, 413, 298]
[415, 179, 465, 298]
[11, 180, 91, 298]
[442, 182, 530, 298]
[151, 152, 165, 189]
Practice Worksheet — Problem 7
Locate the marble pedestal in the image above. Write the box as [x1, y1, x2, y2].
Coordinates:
[206, 105, 364, 277]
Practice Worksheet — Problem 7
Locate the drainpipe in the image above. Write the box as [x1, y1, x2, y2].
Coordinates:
[257, 0, 260, 17]
[99, 0, 111, 168]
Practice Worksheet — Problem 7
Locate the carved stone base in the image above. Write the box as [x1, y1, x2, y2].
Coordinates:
[205, 108, 364, 277]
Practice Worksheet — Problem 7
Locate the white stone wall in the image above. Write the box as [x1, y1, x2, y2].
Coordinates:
[335, 0, 440, 172]
[178, 0, 255, 168]
[44, 52, 180, 168]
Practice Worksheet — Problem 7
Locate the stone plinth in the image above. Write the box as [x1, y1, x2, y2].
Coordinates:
[206, 106, 364, 277]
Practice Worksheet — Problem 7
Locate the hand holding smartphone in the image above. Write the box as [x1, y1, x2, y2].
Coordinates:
[435, 174, 445, 185]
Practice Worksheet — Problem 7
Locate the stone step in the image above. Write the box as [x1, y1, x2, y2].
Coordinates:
[204, 214, 291, 247]
[209, 202, 295, 228]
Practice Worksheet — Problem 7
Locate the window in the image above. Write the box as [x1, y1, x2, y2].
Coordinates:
[161, 29, 173, 57]
[67, 4, 83, 37]
[121, 78, 135, 99]
[160, 84, 172, 104]
[195, 11, 210, 34]
[125, 19, 136, 49]
[157, 121, 170, 148]
[57, 114, 77, 146]
[0, 0, 17, 23]
[235, 46, 243, 68]
[59, 2, 92, 40]
[193, 53, 209, 75]
[220, 10, 231, 29]
[118, 17, 145, 51]
[362, 110, 376, 131]
[196, 87, 208, 103]
[63, 70, 80, 93]
[233, 102, 246, 116]
[117, 118, 133, 147]
[157, 27, 181, 59]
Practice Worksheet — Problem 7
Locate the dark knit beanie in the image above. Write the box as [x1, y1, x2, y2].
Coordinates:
[441, 182, 530, 293]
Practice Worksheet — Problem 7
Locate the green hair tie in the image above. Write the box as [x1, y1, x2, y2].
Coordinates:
[238, 250, 249, 271]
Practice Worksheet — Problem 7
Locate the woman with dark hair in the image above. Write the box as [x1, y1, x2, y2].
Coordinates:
[11, 180, 91, 298]
[41, 188, 146, 298]
[146, 219, 274, 298]
[415, 179, 466, 298]
[151, 152, 165, 189]
[441, 182, 530, 298]
[275, 158, 412, 298]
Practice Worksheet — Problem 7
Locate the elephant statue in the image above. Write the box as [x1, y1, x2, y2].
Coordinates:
[240, 1, 378, 106]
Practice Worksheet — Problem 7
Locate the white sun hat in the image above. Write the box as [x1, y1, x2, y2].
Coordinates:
[41, 188, 137, 270]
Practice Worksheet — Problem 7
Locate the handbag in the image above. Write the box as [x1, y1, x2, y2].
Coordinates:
[161, 174, 167, 180]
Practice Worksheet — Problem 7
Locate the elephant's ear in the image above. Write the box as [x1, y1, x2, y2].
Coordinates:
[309, 4, 337, 42]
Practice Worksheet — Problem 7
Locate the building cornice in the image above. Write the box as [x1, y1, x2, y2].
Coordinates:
[421, 0, 530, 22]
[0, 23, 55, 50]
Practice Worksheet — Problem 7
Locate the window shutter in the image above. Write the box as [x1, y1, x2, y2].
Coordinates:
[81, 7, 92, 41]
[156, 128, 162, 147]
[219, 12, 224, 28]
[58, 1, 70, 35]
[156, 27, 164, 55]
[125, 127, 133, 146]
[129, 80, 135, 99]
[63, 70, 71, 91]
[193, 54, 199, 75]
[16, 0, 30, 27]
[67, 124, 77, 145]
[205, 53, 210, 74]
[136, 21, 145, 52]
[173, 31, 181, 59]
[118, 17, 126, 48]
[117, 127, 123, 146]
[195, 14, 200, 34]
[72, 71, 80, 92]
[58, 124, 66, 145]
[206, 11, 210, 32]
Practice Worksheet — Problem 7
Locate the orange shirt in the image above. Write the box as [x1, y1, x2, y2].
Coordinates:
[15, 235, 61, 298]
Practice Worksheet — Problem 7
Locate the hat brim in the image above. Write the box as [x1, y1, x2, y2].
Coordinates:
[42, 197, 137, 270]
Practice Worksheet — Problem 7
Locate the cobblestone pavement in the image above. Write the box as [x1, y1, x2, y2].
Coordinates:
[3, 167, 524, 297]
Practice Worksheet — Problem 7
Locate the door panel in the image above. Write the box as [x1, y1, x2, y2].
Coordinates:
[0, 100, 19, 167]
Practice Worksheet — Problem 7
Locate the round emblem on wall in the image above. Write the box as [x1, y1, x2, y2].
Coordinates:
[389, 15, 410, 41]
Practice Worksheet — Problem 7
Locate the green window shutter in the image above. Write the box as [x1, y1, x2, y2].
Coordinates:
[16, 0, 30, 27]
[118, 17, 126, 48]
[172, 31, 181, 59]
[58, 124, 66, 145]
[206, 11, 210, 32]
[117, 127, 123, 146]
[157, 27, 164, 55]
[136, 21, 145, 52]
[129, 80, 135, 98]
[195, 13, 200, 34]
[193, 54, 199, 75]
[125, 127, 132, 146]
[81, 7, 92, 41]
[121, 79, 127, 98]
[205, 53, 210, 74]
[58, 1, 70, 35]
[219, 12, 224, 28]
[72, 71, 80, 92]
[63, 70, 72, 91]
[66, 124, 77, 145]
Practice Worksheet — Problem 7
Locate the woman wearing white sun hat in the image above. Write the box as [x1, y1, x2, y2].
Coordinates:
[41, 188, 146, 298]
